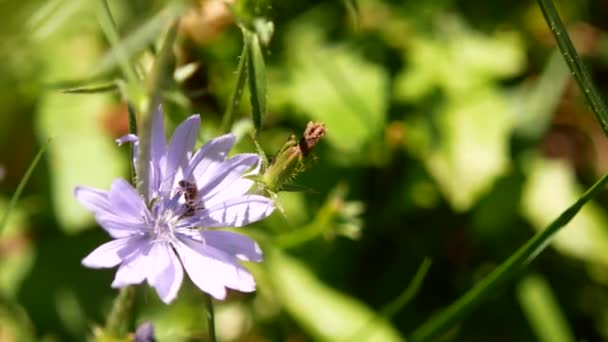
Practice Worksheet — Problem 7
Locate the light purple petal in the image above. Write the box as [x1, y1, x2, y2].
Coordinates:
[162, 115, 201, 191]
[82, 236, 147, 268]
[174, 239, 227, 299]
[176, 237, 256, 298]
[116, 134, 138, 146]
[116, 134, 139, 169]
[146, 241, 184, 304]
[181, 195, 275, 228]
[207, 159, 261, 205]
[94, 215, 149, 238]
[112, 244, 152, 288]
[199, 154, 259, 207]
[108, 179, 146, 219]
[74, 186, 112, 214]
[200, 231, 263, 262]
[76, 185, 144, 238]
[185, 134, 236, 181]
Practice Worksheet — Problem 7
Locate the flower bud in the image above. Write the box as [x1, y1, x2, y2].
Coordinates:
[262, 122, 326, 192]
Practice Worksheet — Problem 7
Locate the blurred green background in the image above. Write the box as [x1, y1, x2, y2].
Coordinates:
[3, 0, 608, 341]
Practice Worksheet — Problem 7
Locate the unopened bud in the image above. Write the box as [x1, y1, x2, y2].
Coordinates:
[262, 122, 326, 192]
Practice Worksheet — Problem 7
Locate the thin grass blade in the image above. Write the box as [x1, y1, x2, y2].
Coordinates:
[537, 0, 608, 135]
[409, 172, 608, 342]
[61, 82, 118, 94]
[0, 140, 50, 234]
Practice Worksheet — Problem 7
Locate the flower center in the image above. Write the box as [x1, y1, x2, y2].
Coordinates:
[148, 192, 184, 244]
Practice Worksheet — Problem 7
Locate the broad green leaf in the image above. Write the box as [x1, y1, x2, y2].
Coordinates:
[412, 89, 513, 211]
[394, 19, 524, 100]
[35, 6, 125, 232]
[273, 25, 388, 159]
[517, 274, 575, 342]
[396, 19, 525, 210]
[511, 51, 570, 139]
[246, 30, 267, 132]
[522, 157, 608, 265]
[265, 249, 403, 341]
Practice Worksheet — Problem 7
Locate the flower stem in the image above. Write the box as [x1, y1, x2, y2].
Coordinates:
[105, 285, 136, 338]
[204, 293, 217, 342]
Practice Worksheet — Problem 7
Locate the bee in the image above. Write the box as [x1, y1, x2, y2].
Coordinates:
[177, 179, 203, 217]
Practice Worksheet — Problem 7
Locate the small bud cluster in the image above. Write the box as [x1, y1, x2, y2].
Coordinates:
[262, 122, 326, 192]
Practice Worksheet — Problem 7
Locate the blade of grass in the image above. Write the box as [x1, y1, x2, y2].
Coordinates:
[537, 0, 608, 135]
[221, 41, 249, 133]
[380, 258, 432, 318]
[97, 0, 139, 86]
[0, 140, 50, 234]
[94, 4, 184, 77]
[352, 258, 432, 341]
[409, 172, 608, 342]
[61, 82, 118, 94]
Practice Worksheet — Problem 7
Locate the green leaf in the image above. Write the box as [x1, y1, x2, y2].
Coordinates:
[408, 89, 514, 211]
[511, 51, 570, 139]
[265, 249, 403, 341]
[396, 19, 525, 211]
[517, 274, 575, 342]
[273, 25, 388, 160]
[410, 170, 608, 342]
[35, 17, 125, 232]
[221, 42, 249, 133]
[246, 29, 267, 132]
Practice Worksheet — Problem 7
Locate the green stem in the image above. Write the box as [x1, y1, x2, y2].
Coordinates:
[105, 285, 136, 337]
[205, 294, 217, 342]
[0, 140, 50, 234]
[537, 0, 608, 135]
[409, 172, 608, 342]
[221, 41, 249, 133]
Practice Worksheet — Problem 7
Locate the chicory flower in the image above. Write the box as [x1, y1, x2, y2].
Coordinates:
[75, 108, 274, 303]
